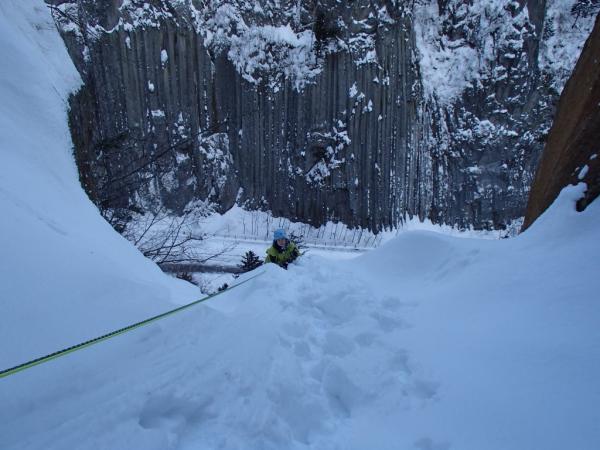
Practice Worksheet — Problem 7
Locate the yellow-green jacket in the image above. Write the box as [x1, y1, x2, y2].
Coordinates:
[265, 241, 300, 268]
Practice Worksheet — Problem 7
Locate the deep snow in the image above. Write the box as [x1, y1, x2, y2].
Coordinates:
[2, 184, 599, 450]
[0, 0, 197, 370]
[1, 2, 599, 450]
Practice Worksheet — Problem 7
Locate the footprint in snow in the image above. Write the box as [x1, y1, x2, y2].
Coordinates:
[322, 363, 366, 418]
[354, 331, 377, 347]
[403, 379, 440, 401]
[323, 331, 356, 357]
[382, 295, 417, 310]
[138, 391, 214, 433]
[370, 311, 409, 332]
[414, 437, 451, 450]
[312, 294, 360, 326]
[388, 349, 412, 375]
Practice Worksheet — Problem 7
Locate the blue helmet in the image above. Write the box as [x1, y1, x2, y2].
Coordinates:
[274, 228, 287, 240]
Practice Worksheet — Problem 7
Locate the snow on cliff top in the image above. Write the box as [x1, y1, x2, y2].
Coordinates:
[414, 0, 596, 105]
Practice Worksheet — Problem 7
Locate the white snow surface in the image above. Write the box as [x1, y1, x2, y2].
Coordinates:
[1, 3, 600, 450]
[0, 0, 197, 371]
[3, 179, 600, 449]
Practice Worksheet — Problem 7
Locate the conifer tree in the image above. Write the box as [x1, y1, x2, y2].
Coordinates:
[239, 250, 263, 272]
[289, 232, 307, 252]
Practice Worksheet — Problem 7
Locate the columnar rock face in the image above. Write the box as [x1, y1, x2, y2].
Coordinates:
[523, 13, 600, 230]
[51, 0, 596, 231]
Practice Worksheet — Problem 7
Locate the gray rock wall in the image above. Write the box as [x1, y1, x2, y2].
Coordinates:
[53, 0, 594, 231]
[65, 3, 426, 231]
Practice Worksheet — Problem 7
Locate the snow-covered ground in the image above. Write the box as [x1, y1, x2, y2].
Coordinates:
[1, 3, 599, 450]
[3, 183, 599, 450]
[183, 205, 509, 294]
[166, 204, 511, 294]
[184, 205, 517, 271]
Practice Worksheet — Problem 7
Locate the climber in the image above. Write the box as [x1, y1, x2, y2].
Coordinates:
[265, 229, 300, 269]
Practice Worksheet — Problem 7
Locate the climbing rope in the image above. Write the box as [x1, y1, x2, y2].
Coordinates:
[0, 271, 265, 380]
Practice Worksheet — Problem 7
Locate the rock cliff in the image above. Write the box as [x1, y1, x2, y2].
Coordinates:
[49, 0, 597, 231]
[523, 12, 600, 230]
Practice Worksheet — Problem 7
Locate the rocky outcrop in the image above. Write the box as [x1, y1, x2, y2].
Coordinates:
[414, 0, 555, 229]
[50, 0, 596, 232]
[523, 13, 600, 230]
[59, 1, 424, 231]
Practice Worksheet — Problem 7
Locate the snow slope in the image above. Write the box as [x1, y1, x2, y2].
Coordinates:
[0, 1, 197, 370]
[2, 179, 598, 450]
[347, 183, 600, 450]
